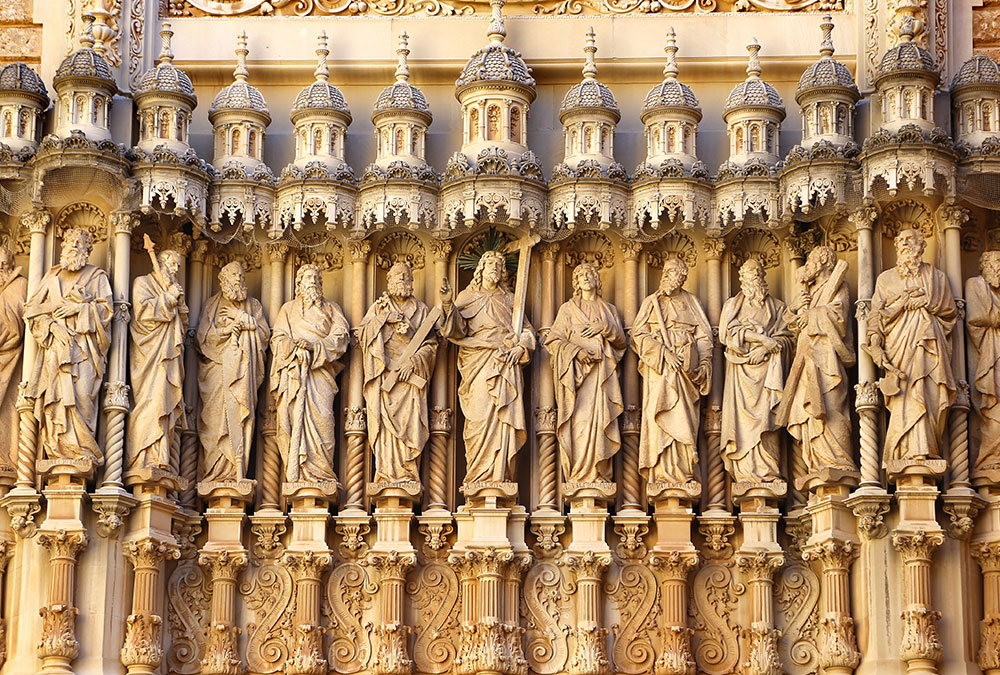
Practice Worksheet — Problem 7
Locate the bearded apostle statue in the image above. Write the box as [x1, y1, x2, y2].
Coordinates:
[269, 264, 349, 488]
[720, 258, 793, 486]
[360, 262, 438, 486]
[25, 228, 112, 463]
[775, 246, 857, 482]
[544, 262, 625, 487]
[631, 258, 712, 490]
[127, 248, 188, 474]
[196, 261, 270, 485]
[867, 228, 956, 470]
[968, 250, 1000, 480]
[440, 250, 535, 487]
[0, 246, 25, 473]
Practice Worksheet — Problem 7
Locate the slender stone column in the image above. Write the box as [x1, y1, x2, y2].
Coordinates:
[849, 206, 881, 489]
[535, 243, 559, 510]
[503, 554, 530, 675]
[285, 551, 332, 675]
[565, 551, 611, 675]
[120, 539, 179, 675]
[101, 211, 139, 490]
[702, 236, 727, 510]
[345, 240, 371, 510]
[259, 242, 289, 511]
[426, 239, 452, 512]
[3, 209, 49, 537]
[37, 529, 88, 675]
[450, 551, 478, 675]
[973, 541, 1000, 675]
[619, 240, 642, 509]
[179, 239, 208, 509]
[735, 551, 784, 675]
[0, 540, 12, 669]
[198, 550, 248, 675]
[803, 541, 861, 675]
[369, 551, 416, 675]
[650, 551, 698, 675]
[892, 530, 945, 675]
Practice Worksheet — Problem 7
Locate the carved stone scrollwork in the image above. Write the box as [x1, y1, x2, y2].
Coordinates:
[406, 563, 459, 674]
[522, 561, 569, 674]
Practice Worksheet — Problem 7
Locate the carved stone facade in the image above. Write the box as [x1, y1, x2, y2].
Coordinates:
[0, 2, 993, 675]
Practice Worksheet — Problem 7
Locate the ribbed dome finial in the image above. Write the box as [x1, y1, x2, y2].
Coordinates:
[314, 31, 329, 82]
[487, 0, 506, 43]
[819, 15, 835, 59]
[582, 28, 598, 81]
[159, 22, 175, 64]
[395, 31, 410, 83]
[80, 13, 96, 51]
[746, 38, 762, 79]
[91, 2, 114, 57]
[663, 27, 679, 81]
[234, 31, 249, 83]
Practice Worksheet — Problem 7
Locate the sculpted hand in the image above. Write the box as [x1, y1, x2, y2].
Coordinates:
[663, 350, 682, 371]
[580, 321, 607, 339]
[763, 335, 780, 353]
[907, 295, 928, 311]
[398, 361, 415, 382]
[439, 277, 453, 311]
[748, 345, 769, 365]
[294, 338, 310, 351]
[53, 303, 80, 320]
[504, 344, 525, 367]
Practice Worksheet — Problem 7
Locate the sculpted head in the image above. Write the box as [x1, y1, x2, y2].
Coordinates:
[296, 264, 323, 307]
[219, 261, 247, 303]
[473, 250, 509, 291]
[60, 228, 93, 272]
[895, 228, 925, 276]
[386, 262, 414, 300]
[802, 245, 837, 283]
[659, 257, 688, 296]
[739, 258, 769, 306]
[572, 263, 602, 298]
[158, 250, 182, 282]
[982, 251, 1000, 289]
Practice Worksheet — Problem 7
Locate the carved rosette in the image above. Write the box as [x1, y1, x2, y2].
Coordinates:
[120, 613, 164, 668]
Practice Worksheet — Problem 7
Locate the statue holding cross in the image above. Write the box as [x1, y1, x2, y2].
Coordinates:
[440, 235, 537, 488]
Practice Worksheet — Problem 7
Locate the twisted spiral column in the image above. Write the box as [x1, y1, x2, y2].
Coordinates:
[940, 206, 972, 488]
[102, 382, 130, 487]
[620, 240, 642, 509]
[703, 237, 728, 510]
[428, 407, 451, 509]
[259, 243, 289, 509]
[850, 207, 881, 488]
[536, 408, 557, 507]
[344, 240, 371, 510]
[704, 406, 726, 508]
[179, 239, 208, 508]
[536, 243, 559, 509]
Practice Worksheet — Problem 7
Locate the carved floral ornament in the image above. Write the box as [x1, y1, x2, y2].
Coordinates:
[166, 0, 845, 16]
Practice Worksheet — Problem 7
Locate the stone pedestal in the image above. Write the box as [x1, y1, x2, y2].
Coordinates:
[649, 491, 699, 675]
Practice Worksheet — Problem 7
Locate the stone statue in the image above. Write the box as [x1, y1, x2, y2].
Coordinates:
[269, 264, 349, 485]
[127, 249, 188, 473]
[867, 228, 956, 466]
[720, 258, 792, 484]
[968, 250, 1000, 477]
[440, 250, 535, 485]
[25, 228, 112, 462]
[545, 262, 626, 485]
[0, 246, 25, 472]
[775, 246, 856, 476]
[359, 262, 438, 484]
[631, 258, 712, 486]
[196, 261, 269, 484]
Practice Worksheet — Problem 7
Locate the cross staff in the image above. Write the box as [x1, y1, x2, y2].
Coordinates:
[507, 232, 541, 339]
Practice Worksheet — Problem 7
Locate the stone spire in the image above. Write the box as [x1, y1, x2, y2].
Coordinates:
[487, 0, 506, 43]
[582, 27, 597, 81]
[663, 27, 679, 81]
[234, 31, 249, 83]
[819, 15, 834, 59]
[90, 2, 114, 57]
[314, 30, 329, 82]
[159, 22, 175, 64]
[395, 31, 410, 83]
[746, 38, 762, 80]
[79, 12, 96, 51]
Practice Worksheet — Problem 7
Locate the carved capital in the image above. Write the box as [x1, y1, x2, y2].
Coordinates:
[169, 232, 193, 256]
[110, 212, 139, 235]
[802, 540, 857, 570]
[650, 550, 699, 581]
[740, 624, 781, 675]
[703, 236, 726, 260]
[250, 519, 287, 560]
[619, 239, 643, 261]
[39, 529, 88, 560]
[120, 613, 163, 668]
[198, 549, 248, 581]
[621, 405, 641, 435]
[569, 623, 611, 675]
[655, 624, 695, 675]
[191, 238, 210, 263]
[265, 241, 290, 262]
[817, 616, 861, 670]
[698, 518, 735, 560]
[974, 541, 1000, 571]
[429, 239, 452, 262]
[20, 208, 50, 235]
[124, 539, 180, 570]
[936, 204, 970, 231]
[103, 381, 131, 412]
[892, 530, 945, 562]
[429, 407, 453, 434]
[539, 242, 560, 262]
[735, 551, 784, 582]
[848, 205, 879, 232]
[854, 381, 879, 411]
[286, 624, 327, 675]
[344, 406, 366, 434]
[900, 607, 943, 664]
[530, 517, 566, 558]
[612, 518, 648, 560]
[335, 519, 371, 559]
[284, 550, 333, 581]
[534, 406, 557, 434]
[200, 623, 242, 675]
[37, 604, 79, 660]
[418, 519, 453, 554]
[565, 550, 611, 581]
[349, 240, 372, 263]
[367, 551, 416, 580]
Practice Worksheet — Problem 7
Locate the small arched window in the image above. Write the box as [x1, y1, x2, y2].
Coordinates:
[230, 127, 242, 155]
